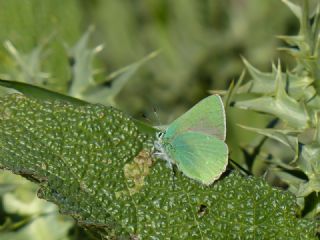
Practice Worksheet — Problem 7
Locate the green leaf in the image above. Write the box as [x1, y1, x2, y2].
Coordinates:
[235, 66, 310, 129]
[238, 58, 278, 94]
[282, 0, 303, 21]
[0, 214, 72, 240]
[0, 171, 73, 240]
[66, 26, 158, 105]
[3, 40, 50, 85]
[67, 26, 101, 97]
[238, 125, 300, 157]
[0, 0, 82, 90]
[222, 70, 245, 110]
[0, 94, 317, 239]
[239, 58, 314, 100]
[0, 79, 87, 106]
[82, 51, 159, 105]
[0, 80, 155, 136]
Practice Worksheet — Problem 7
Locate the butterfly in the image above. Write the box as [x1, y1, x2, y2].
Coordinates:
[154, 95, 228, 185]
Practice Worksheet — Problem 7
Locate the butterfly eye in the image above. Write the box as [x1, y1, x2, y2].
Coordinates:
[157, 131, 164, 138]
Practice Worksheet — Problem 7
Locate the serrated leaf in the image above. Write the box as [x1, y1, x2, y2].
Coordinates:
[277, 35, 312, 58]
[0, 214, 72, 240]
[298, 143, 320, 178]
[67, 26, 101, 97]
[282, 0, 303, 21]
[0, 94, 317, 239]
[232, 0, 320, 219]
[271, 168, 305, 194]
[222, 70, 245, 110]
[66, 27, 157, 106]
[238, 125, 299, 155]
[239, 58, 278, 94]
[0, 170, 73, 240]
[3, 40, 50, 84]
[239, 58, 314, 100]
[235, 96, 309, 129]
[82, 51, 159, 105]
[277, 35, 305, 47]
[236, 66, 310, 129]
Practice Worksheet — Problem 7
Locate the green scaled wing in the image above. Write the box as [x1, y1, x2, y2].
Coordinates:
[160, 95, 228, 185]
[166, 132, 228, 185]
[164, 95, 226, 141]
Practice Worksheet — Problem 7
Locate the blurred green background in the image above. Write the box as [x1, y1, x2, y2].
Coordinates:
[0, 0, 298, 239]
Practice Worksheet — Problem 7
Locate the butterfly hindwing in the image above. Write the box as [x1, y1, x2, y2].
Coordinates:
[164, 131, 228, 185]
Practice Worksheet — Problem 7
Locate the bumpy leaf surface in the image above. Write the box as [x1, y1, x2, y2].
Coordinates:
[0, 94, 317, 239]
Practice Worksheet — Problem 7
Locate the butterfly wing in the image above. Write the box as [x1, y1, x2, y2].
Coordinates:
[165, 95, 226, 141]
[167, 131, 228, 185]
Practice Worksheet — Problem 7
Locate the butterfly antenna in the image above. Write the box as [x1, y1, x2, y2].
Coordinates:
[262, 168, 269, 180]
[171, 163, 178, 190]
[141, 112, 153, 124]
[153, 106, 162, 127]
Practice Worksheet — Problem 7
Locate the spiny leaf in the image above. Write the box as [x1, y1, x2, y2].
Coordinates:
[222, 70, 245, 110]
[67, 26, 102, 97]
[282, 0, 303, 21]
[3, 40, 51, 84]
[235, 66, 310, 129]
[66, 27, 157, 106]
[232, 0, 320, 218]
[239, 58, 314, 100]
[299, 143, 320, 176]
[235, 95, 309, 129]
[273, 142, 320, 215]
[82, 51, 159, 105]
[238, 125, 299, 155]
[239, 58, 278, 93]
[0, 94, 317, 239]
[0, 171, 74, 240]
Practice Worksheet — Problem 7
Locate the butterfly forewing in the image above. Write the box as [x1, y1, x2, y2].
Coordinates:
[164, 95, 226, 141]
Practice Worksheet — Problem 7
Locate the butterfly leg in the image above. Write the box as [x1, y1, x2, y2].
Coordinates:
[170, 164, 179, 190]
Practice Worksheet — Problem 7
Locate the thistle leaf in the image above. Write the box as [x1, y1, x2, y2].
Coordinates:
[67, 26, 100, 97]
[0, 94, 317, 239]
[221, 70, 245, 110]
[235, 67, 310, 129]
[233, 0, 320, 218]
[82, 51, 159, 105]
[297, 144, 320, 193]
[235, 96, 309, 129]
[282, 0, 303, 21]
[240, 58, 314, 100]
[238, 125, 299, 154]
[67, 27, 157, 106]
[3, 40, 50, 84]
[239, 58, 278, 94]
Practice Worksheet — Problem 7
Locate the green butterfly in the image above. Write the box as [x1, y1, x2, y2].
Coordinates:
[155, 95, 228, 185]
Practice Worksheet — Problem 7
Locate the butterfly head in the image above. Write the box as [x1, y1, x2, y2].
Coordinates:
[152, 129, 174, 164]
[156, 130, 165, 140]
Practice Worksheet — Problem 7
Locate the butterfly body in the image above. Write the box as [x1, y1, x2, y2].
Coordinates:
[155, 95, 228, 185]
